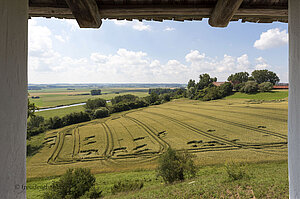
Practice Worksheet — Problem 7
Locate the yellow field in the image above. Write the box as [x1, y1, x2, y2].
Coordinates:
[27, 98, 288, 178]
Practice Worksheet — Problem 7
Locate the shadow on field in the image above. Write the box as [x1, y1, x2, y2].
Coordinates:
[27, 144, 43, 157]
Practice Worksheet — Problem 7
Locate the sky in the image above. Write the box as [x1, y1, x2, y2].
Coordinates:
[28, 18, 288, 84]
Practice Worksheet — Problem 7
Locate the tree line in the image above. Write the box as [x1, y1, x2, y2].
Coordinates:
[27, 90, 186, 139]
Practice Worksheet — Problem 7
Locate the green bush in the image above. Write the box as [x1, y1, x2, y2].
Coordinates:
[160, 93, 171, 102]
[111, 180, 144, 194]
[225, 162, 249, 181]
[157, 148, 196, 184]
[84, 98, 107, 110]
[202, 87, 222, 101]
[234, 82, 245, 91]
[111, 94, 138, 105]
[43, 168, 96, 199]
[90, 89, 101, 96]
[93, 107, 109, 119]
[219, 82, 233, 96]
[28, 115, 45, 129]
[240, 81, 258, 94]
[258, 82, 274, 92]
[81, 186, 102, 199]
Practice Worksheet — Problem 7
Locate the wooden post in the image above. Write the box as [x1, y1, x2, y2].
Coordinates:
[0, 0, 28, 198]
[65, 0, 102, 28]
[289, 0, 300, 198]
[209, 0, 243, 27]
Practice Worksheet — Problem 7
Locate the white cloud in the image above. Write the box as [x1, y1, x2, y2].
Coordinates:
[254, 57, 271, 70]
[55, 35, 65, 42]
[254, 28, 288, 50]
[63, 19, 80, 31]
[112, 20, 151, 31]
[132, 22, 151, 31]
[113, 20, 130, 26]
[184, 51, 255, 81]
[185, 50, 205, 63]
[164, 27, 175, 31]
[28, 20, 277, 83]
[28, 20, 52, 53]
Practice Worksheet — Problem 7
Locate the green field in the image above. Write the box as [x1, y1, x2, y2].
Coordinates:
[225, 90, 288, 100]
[27, 98, 288, 179]
[29, 88, 149, 108]
[36, 105, 85, 119]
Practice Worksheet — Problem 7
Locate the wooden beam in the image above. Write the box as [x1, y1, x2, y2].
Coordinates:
[29, 7, 288, 19]
[209, 0, 243, 27]
[64, 0, 102, 28]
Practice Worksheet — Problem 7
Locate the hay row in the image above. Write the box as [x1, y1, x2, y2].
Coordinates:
[84, 135, 95, 141]
[171, 104, 287, 123]
[133, 137, 145, 141]
[159, 107, 287, 139]
[124, 115, 169, 154]
[144, 110, 240, 148]
[133, 144, 147, 151]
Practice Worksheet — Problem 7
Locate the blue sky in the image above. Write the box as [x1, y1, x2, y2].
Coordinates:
[28, 18, 288, 84]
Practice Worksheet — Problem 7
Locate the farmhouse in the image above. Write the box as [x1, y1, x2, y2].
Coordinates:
[2, 0, 299, 198]
[274, 83, 289, 89]
[212, 82, 226, 86]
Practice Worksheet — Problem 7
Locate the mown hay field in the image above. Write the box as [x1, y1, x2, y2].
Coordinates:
[27, 98, 288, 178]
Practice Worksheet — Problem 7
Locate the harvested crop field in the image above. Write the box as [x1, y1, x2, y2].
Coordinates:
[27, 98, 288, 178]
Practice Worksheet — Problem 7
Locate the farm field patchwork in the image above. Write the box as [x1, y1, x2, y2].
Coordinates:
[27, 98, 288, 179]
[29, 87, 149, 108]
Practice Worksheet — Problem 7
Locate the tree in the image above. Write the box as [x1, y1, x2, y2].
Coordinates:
[146, 92, 159, 104]
[187, 87, 196, 99]
[47, 116, 63, 129]
[90, 89, 101, 96]
[227, 72, 249, 84]
[111, 94, 138, 105]
[28, 100, 37, 118]
[251, 70, 280, 84]
[43, 168, 96, 199]
[93, 107, 109, 119]
[187, 79, 196, 89]
[157, 148, 196, 184]
[196, 73, 217, 90]
[258, 82, 274, 92]
[219, 82, 233, 96]
[84, 98, 107, 110]
[28, 115, 44, 129]
[160, 93, 171, 102]
[240, 81, 259, 94]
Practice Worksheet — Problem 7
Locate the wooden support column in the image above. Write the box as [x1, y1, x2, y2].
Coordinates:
[0, 0, 27, 198]
[289, 0, 300, 198]
[65, 0, 102, 28]
[209, 0, 243, 27]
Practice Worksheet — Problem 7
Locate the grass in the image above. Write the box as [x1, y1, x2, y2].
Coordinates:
[36, 105, 85, 119]
[26, 161, 288, 198]
[225, 90, 288, 100]
[27, 132, 45, 158]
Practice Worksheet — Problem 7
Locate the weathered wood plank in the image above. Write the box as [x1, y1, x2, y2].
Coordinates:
[209, 0, 243, 27]
[65, 0, 102, 28]
[29, 7, 288, 17]
[28, 6, 288, 25]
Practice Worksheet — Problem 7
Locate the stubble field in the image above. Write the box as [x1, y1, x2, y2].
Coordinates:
[27, 98, 288, 178]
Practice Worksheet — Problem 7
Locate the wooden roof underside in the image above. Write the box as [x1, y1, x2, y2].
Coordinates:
[29, 0, 288, 28]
